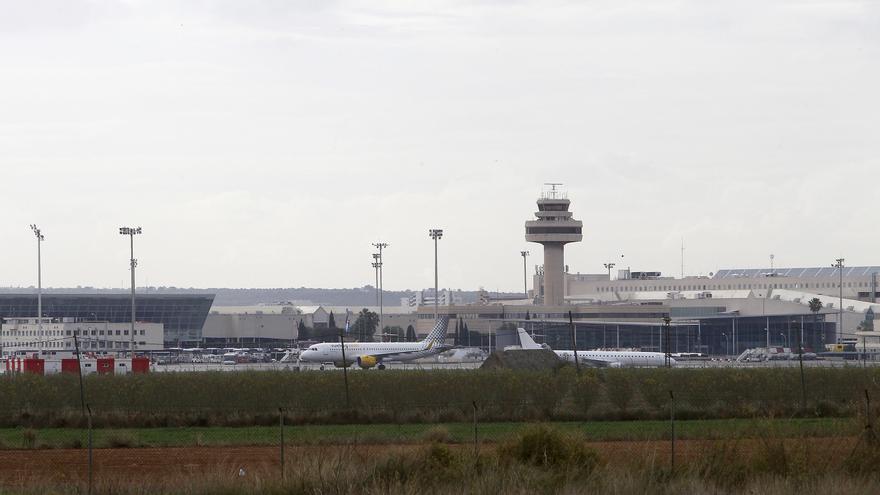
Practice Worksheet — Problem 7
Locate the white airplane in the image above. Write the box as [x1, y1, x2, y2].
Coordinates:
[515, 328, 674, 368]
[299, 317, 451, 370]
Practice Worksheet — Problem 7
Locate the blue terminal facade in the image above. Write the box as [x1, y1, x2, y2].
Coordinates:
[509, 314, 832, 356]
[0, 294, 214, 347]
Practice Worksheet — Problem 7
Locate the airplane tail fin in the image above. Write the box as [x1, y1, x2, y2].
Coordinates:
[517, 328, 543, 349]
[423, 317, 449, 345]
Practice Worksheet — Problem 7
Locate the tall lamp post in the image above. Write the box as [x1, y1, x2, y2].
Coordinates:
[428, 229, 443, 322]
[30, 225, 45, 347]
[119, 227, 142, 355]
[372, 242, 388, 340]
[662, 315, 672, 368]
[372, 253, 381, 306]
[833, 258, 845, 343]
[520, 251, 529, 299]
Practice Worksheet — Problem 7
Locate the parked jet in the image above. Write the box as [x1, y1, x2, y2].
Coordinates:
[299, 317, 450, 369]
[516, 328, 674, 368]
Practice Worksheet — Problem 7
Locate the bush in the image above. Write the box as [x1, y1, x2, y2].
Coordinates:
[499, 425, 600, 473]
[420, 426, 450, 444]
[103, 431, 139, 449]
[21, 428, 36, 449]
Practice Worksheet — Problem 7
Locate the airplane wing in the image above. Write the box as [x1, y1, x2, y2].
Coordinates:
[362, 342, 453, 362]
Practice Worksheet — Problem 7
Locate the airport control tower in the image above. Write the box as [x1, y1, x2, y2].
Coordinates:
[525, 184, 583, 306]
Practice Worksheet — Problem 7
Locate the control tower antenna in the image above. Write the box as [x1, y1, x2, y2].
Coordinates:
[525, 183, 583, 306]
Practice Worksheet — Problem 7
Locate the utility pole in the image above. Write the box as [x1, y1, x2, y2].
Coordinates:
[833, 258, 845, 343]
[429, 230, 443, 322]
[119, 227, 142, 356]
[372, 242, 388, 340]
[521, 251, 530, 299]
[30, 225, 45, 348]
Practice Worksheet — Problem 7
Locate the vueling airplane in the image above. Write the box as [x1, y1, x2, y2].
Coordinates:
[516, 328, 673, 368]
[299, 317, 450, 370]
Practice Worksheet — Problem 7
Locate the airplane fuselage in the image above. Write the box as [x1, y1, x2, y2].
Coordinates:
[554, 350, 672, 368]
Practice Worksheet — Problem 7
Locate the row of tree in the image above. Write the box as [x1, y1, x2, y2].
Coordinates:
[298, 309, 419, 343]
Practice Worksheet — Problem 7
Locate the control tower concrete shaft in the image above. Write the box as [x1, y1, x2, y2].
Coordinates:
[525, 184, 583, 306]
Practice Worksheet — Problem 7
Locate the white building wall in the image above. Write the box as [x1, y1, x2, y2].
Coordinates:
[1, 318, 163, 354]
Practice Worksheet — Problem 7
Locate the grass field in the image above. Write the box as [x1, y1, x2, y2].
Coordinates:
[0, 426, 877, 494]
[0, 417, 860, 449]
[3, 367, 880, 428]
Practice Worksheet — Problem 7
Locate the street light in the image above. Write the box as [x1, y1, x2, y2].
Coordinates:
[372, 243, 388, 340]
[29, 225, 45, 347]
[833, 258, 844, 343]
[119, 226, 142, 355]
[520, 251, 529, 299]
[428, 229, 443, 322]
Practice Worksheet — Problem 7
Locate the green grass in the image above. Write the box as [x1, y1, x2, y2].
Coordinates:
[0, 417, 858, 450]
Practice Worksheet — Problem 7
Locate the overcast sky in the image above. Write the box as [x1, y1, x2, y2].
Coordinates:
[2, 0, 878, 291]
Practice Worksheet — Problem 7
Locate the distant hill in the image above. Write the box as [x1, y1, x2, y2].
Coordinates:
[0, 287, 521, 307]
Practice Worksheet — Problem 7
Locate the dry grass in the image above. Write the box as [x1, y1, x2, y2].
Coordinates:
[0, 426, 876, 494]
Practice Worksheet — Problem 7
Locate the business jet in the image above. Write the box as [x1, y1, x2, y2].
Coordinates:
[515, 328, 674, 368]
[299, 317, 451, 370]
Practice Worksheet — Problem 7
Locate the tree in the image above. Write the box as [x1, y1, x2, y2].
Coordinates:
[328, 311, 337, 329]
[405, 324, 416, 342]
[353, 308, 379, 341]
[382, 326, 404, 342]
[296, 319, 309, 341]
[808, 298, 824, 347]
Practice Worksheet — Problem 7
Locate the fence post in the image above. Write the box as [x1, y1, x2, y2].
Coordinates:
[279, 407, 285, 481]
[472, 401, 478, 457]
[865, 390, 876, 446]
[669, 390, 675, 473]
[87, 404, 93, 495]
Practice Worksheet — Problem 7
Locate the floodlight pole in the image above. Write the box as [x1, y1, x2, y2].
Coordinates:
[521, 251, 529, 299]
[663, 316, 672, 368]
[833, 258, 844, 343]
[604, 262, 616, 281]
[372, 243, 388, 340]
[429, 230, 443, 322]
[372, 254, 380, 307]
[119, 227, 142, 356]
[30, 225, 45, 347]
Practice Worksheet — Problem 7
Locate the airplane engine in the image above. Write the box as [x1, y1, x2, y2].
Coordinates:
[608, 361, 623, 368]
[357, 355, 379, 369]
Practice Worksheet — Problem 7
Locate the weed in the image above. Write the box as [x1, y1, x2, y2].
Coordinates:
[498, 424, 600, 473]
[21, 428, 36, 449]
[420, 426, 450, 444]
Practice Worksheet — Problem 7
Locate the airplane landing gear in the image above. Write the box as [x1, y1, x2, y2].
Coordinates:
[378, 364, 386, 370]
[319, 365, 325, 370]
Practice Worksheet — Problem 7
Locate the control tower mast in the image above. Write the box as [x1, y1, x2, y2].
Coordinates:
[525, 183, 583, 306]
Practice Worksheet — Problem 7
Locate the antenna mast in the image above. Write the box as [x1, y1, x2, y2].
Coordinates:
[680, 237, 684, 278]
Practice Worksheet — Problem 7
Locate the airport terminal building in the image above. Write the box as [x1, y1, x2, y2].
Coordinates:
[0, 294, 214, 347]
